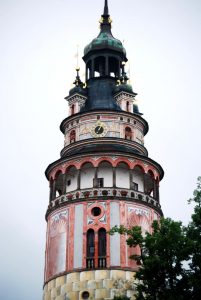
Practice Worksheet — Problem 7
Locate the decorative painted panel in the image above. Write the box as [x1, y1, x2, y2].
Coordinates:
[47, 209, 68, 279]
[127, 206, 150, 235]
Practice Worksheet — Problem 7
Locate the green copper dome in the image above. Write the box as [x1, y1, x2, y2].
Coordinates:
[84, 0, 126, 58]
[84, 31, 126, 56]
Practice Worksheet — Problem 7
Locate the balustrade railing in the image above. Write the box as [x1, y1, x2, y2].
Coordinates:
[86, 257, 106, 269]
[86, 258, 94, 269]
[98, 256, 107, 268]
[49, 187, 161, 210]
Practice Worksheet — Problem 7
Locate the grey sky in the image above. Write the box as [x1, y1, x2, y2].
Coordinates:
[0, 0, 201, 299]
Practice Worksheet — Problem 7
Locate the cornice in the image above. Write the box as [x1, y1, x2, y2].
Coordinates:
[60, 137, 148, 158]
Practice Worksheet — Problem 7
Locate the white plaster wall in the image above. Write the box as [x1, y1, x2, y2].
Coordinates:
[136, 128, 143, 144]
[110, 202, 120, 266]
[116, 167, 130, 188]
[66, 172, 78, 192]
[75, 102, 79, 114]
[132, 172, 144, 192]
[74, 204, 83, 268]
[122, 99, 132, 112]
[79, 133, 91, 140]
[56, 233, 66, 273]
[80, 167, 95, 189]
[98, 166, 113, 187]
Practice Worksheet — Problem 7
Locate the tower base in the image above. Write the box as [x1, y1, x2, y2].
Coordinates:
[43, 270, 136, 300]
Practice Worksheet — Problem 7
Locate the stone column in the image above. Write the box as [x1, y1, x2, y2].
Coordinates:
[143, 173, 146, 194]
[62, 173, 66, 195]
[153, 179, 157, 199]
[94, 231, 99, 268]
[129, 169, 133, 189]
[52, 180, 56, 199]
[113, 167, 116, 188]
[156, 181, 160, 202]
[77, 169, 81, 190]
[93, 167, 98, 188]
[49, 181, 53, 202]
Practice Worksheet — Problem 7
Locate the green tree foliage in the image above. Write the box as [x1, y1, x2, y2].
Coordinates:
[111, 219, 191, 300]
[187, 176, 201, 299]
[110, 178, 201, 300]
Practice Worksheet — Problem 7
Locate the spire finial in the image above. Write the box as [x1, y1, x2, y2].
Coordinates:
[103, 0, 109, 16]
[100, 0, 112, 30]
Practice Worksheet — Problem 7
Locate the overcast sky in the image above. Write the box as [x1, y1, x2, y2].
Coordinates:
[0, 0, 201, 299]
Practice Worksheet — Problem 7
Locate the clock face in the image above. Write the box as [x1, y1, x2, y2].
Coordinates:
[91, 121, 108, 138]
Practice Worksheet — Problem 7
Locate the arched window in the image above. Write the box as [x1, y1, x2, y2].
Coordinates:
[70, 130, 76, 143]
[55, 171, 63, 198]
[132, 165, 145, 192]
[126, 101, 130, 112]
[86, 229, 95, 269]
[156, 178, 160, 201]
[94, 56, 106, 77]
[125, 126, 132, 140]
[71, 104, 75, 115]
[98, 228, 107, 267]
[86, 60, 92, 80]
[49, 178, 54, 201]
[144, 170, 155, 196]
[109, 57, 119, 77]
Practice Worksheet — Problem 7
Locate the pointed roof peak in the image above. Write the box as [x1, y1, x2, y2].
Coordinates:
[100, 0, 111, 32]
[103, 0, 109, 16]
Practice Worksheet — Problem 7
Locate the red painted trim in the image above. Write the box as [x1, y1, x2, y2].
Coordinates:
[50, 156, 161, 181]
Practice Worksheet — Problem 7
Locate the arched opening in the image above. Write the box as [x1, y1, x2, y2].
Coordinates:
[80, 162, 95, 189]
[55, 171, 63, 198]
[86, 229, 95, 269]
[70, 130, 76, 144]
[109, 57, 119, 77]
[71, 104, 75, 115]
[49, 178, 54, 201]
[156, 178, 160, 201]
[126, 101, 130, 112]
[144, 170, 155, 197]
[132, 165, 145, 192]
[65, 166, 78, 192]
[116, 162, 130, 188]
[94, 56, 106, 77]
[86, 60, 92, 80]
[125, 126, 132, 140]
[96, 161, 113, 188]
[98, 228, 107, 268]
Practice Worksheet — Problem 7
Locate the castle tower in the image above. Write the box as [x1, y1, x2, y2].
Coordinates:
[43, 1, 164, 299]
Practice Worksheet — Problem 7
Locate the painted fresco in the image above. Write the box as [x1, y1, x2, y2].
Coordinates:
[47, 210, 68, 279]
[127, 205, 151, 268]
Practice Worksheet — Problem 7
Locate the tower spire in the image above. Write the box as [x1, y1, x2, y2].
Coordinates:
[103, 0, 109, 16]
[100, 0, 111, 32]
